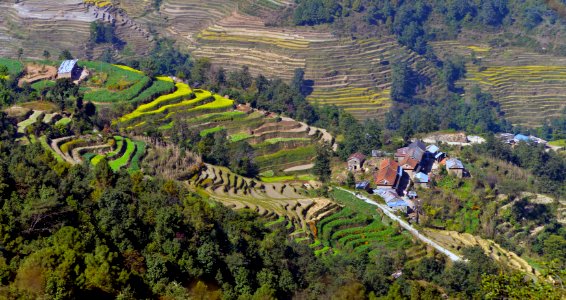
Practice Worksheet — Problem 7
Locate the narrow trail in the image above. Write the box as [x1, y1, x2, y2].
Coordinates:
[50, 136, 76, 164]
[336, 187, 462, 262]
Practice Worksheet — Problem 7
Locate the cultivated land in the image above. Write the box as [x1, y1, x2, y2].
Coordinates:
[0, 0, 151, 60]
[432, 40, 566, 127]
[147, 1, 442, 120]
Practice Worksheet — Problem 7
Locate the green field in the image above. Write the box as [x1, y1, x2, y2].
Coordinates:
[80, 61, 150, 103]
[108, 138, 135, 171]
[0, 58, 24, 76]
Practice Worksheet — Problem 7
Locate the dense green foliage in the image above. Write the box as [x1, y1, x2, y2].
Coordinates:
[291, 0, 566, 55]
[90, 21, 119, 45]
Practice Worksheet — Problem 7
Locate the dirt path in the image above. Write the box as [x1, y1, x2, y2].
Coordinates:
[50, 136, 76, 164]
[336, 187, 462, 262]
[284, 163, 314, 172]
[72, 144, 111, 163]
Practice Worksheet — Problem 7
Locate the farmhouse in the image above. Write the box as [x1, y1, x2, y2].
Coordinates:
[446, 158, 465, 178]
[347, 152, 366, 171]
[355, 181, 371, 191]
[395, 140, 426, 162]
[374, 159, 401, 188]
[399, 156, 419, 177]
[426, 144, 439, 154]
[413, 172, 429, 188]
[57, 59, 80, 80]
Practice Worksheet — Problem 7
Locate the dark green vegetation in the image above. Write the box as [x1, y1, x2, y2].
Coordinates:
[293, 0, 566, 56]
[0, 129, 561, 299]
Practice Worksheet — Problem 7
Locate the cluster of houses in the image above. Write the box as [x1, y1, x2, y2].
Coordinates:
[496, 133, 548, 146]
[347, 140, 466, 216]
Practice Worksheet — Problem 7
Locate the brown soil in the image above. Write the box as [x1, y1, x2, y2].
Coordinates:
[18, 64, 57, 87]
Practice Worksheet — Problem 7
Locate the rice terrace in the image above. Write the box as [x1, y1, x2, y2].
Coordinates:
[0, 0, 564, 298]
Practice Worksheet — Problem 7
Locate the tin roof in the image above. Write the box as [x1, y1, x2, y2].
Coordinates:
[426, 144, 439, 154]
[348, 152, 366, 161]
[414, 172, 429, 183]
[446, 158, 464, 169]
[57, 59, 78, 74]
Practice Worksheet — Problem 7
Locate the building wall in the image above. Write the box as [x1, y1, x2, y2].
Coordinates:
[57, 72, 72, 79]
[348, 159, 362, 171]
[448, 169, 463, 178]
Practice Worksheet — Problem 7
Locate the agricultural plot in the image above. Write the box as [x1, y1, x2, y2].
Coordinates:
[46, 134, 146, 172]
[424, 229, 540, 276]
[80, 62, 151, 103]
[310, 189, 413, 255]
[17, 110, 42, 134]
[432, 40, 566, 127]
[463, 65, 566, 127]
[111, 66, 332, 175]
[189, 163, 341, 237]
[0, 58, 24, 77]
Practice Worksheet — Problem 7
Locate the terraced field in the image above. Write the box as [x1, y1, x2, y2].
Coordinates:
[110, 1, 438, 120]
[0, 0, 151, 60]
[310, 189, 414, 255]
[190, 163, 342, 238]
[432, 40, 566, 127]
[116, 77, 336, 175]
[424, 229, 541, 276]
[464, 65, 566, 127]
[42, 134, 146, 172]
[188, 13, 437, 119]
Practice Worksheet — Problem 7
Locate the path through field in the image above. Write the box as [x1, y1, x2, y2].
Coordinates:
[336, 187, 462, 262]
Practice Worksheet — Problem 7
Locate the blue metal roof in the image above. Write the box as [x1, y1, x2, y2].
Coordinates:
[426, 145, 439, 154]
[446, 158, 464, 169]
[387, 200, 408, 208]
[435, 152, 445, 159]
[514, 134, 530, 142]
[58, 59, 78, 74]
[414, 172, 429, 183]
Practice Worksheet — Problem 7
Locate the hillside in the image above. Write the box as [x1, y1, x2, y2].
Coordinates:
[433, 40, 566, 127]
[0, 0, 152, 59]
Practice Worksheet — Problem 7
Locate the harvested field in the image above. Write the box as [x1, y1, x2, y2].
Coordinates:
[424, 229, 540, 276]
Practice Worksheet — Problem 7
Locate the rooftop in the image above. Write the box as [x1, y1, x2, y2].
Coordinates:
[414, 172, 429, 183]
[387, 200, 408, 208]
[348, 152, 366, 161]
[446, 158, 464, 169]
[57, 59, 78, 74]
[400, 156, 419, 169]
[514, 134, 531, 142]
[426, 144, 439, 154]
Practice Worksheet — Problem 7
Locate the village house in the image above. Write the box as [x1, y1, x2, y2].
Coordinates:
[355, 181, 371, 191]
[399, 156, 419, 177]
[347, 152, 366, 172]
[413, 172, 429, 188]
[446, 158, 465, 178]
[426, 144, 439, 155]
[374, 159, 401, 189]
[395, 140, 426, 163]
[57, 59, 81, 80]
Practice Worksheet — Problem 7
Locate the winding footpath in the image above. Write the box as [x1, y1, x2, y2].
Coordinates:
[336, 187, 462, 262]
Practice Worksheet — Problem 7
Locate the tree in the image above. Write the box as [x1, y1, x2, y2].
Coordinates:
[314, 142, 332, 183]
[59, 50, 73, 60]
[291, 68, 305, 95]
[43, 50, 51, 61]
[391, 60, 415, 102]
[346, 172, 355, 188]
[17, 48, 23, 61]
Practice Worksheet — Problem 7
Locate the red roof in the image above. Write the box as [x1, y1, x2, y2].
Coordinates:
[375, 168, 399, 186]
[375, 158, 399, 186]
[348, 152, 366, 161]
[399, 156, 418, 170]
[379, 158, 399, 170]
